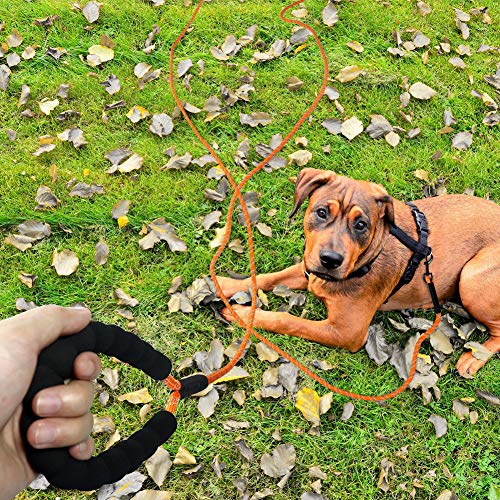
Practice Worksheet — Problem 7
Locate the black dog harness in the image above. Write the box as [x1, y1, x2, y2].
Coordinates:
[304, 202, 439, 309]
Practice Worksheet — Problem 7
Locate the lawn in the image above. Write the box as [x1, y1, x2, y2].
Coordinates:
[1, 0, 499, 498]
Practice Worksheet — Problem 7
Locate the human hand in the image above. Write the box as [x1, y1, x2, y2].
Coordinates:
[0, 305, 101, 500]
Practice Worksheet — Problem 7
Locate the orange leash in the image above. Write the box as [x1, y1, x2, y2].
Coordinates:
[164, 0, 441, 411]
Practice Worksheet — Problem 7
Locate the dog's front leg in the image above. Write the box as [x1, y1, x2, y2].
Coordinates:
[215, 262, 308, 298]
[222, 294, 376, 353]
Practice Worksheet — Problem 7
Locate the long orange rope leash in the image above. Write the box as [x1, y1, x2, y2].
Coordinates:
[164, 0, 442, 412]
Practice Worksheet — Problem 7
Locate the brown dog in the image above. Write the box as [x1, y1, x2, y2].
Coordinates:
[218, 168, 500, 377]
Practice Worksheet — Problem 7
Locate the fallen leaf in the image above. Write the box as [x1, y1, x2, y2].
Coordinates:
[464, 341, 494, 362]
[113, 288, 139, 307]
[83, 1, 100, 23]
[198, 387, 219, 418]
[365, 115, 393, 139]
[16, 298, 38, 311]
[39, 99, 59, 115]
[87, 44, 114, 65]
[234, 438, 255, 462]
[100, 74, 121, 95]
[475, 389, 500, 407]
[93, 415, 116, 434]
[127, 105, 150, 123]
[409, 82, 437, 100]
[346, 40, 364, 53]
[52, 249, 79, 276]
[146, 447, 172, 487]
[322, 118, 342, 135]
[111, 199, 130, 219]
[286, 76, 304, 91]
[118, 387, 152, 404]
[449, 57, 466, 69]
[94, 240, 109, 265]
[428, 414, 447, 438]
[377, 458, 395, 492]
[385, 131, 400, 147]
[117, 215, 129, 228]
[6, 29, 22, 49]
[215, 366, 250, 383]
[417, 1, 431, 16]
[29, 475, 50, 491]
[335, 65, 363, 84]
[150, 113, 174, 137]
[173, 446, 196, 465]
[322, 2, 338, 26]
[163, 152, 192, 170]
[452, 131, 473, 150]
[97, 471, 146, 500]
[101, 367, 119, 390]
[18, 272, 38, 288]
[139, 218, 187, 252]
[177, 58, 193, 77]
[35, 185, 60, 209]
[452, 399, 469, 420]
[18, 220, 51, 239]
[295, 387, 320, 424]
[341, 116, 363, 141]
[69, 181, 102, 198]
[340, 401, 355, 421]
[260, 444, 296, 478]
[288, 149, 312, 167]
[240, 112, 272, 127]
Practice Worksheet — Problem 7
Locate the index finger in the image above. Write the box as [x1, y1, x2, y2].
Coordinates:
[1, 305, 92, 353]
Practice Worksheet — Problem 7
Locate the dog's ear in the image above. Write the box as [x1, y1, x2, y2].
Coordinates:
[289, 168, 334, 218]
[370, 183, 394, 224]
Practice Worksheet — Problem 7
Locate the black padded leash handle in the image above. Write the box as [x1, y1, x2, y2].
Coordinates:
[20, 321, 177, 490]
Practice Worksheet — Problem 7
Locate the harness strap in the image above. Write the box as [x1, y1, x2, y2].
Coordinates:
[387, 202, 432, 299]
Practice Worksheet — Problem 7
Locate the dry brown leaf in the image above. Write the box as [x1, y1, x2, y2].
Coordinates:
[18, 272, 37, 288]
[288, 149, 312, 166]
[101, 367, 119, 390]
[83, 1, 100, 23]
[340, 401, 355, 421]
[39, 99, 59, 115]
[341, 116, 363, 140]
[322, 2, 338, 26]
[198, 387, 219, 418]
[377, 458, 395, 492]
[451, 131, 473, 150]
[118, 387, 152, 405]
[100, 74, 121, 95]
[127, 105, 150, 123]
[449, 57, 466, 69]
[428, 414, 447, 438]
[34, 186, 59, 210]
[94, 240, 109, 266]
[409, 82, 437, 100]
[93, 415, 115, 434]
[146, 447, 172, 487]
[6, 235, 36, 252]
[173, 446, 197, 465]
[385, 131, 400, 147]
[52, 249, 79, 276]
[150, 114, 174, 137]
[260, 444, 296, 478]
[239, 112, 272, 127]
[335, 65, 363, 83]
[105, 430, 121, 450]
[113, 288, 139, 307]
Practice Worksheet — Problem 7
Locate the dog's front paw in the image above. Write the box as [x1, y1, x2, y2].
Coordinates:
[456, 351, 486, 378]
[221, 304, 254, 326]
[214, 276, 250, 299]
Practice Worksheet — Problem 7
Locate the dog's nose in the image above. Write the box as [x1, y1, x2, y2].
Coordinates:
[319, 250, 344, 269]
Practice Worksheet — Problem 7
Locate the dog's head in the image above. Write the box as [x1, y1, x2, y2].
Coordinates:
[290, 168, 394, 281]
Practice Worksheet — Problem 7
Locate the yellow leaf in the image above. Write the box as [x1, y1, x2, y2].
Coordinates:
[215, 366, 250, 383]
[118, 215, 129, 228]
[295, 387, 320, 424]
[418, 353, 432, 364]
[118, 387, 152, 405]
[294, 43, 309, 54]
[88, 44, 114, 64]
[83, 168, 90, 177]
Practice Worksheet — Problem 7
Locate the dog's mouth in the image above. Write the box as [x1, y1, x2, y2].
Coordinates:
[307, 269, 344, 282]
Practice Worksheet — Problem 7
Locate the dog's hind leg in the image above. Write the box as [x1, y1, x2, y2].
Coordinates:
[456, 244, 500, 377]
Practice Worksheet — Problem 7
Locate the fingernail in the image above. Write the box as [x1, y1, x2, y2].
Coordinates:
[80, 357, 95, 377]
[36, 395, 61, 416]
[34, 425, 57, 446]
[77, 441, 88, 454]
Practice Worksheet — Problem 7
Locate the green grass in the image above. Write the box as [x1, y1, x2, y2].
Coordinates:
[1, 0, 499, 498]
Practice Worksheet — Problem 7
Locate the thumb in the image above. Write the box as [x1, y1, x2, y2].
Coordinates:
[2, 305, 91, 353]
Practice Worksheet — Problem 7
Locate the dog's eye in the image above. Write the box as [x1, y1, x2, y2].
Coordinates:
[316, 208, 328, 220]
[354, 220, 367, 231]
